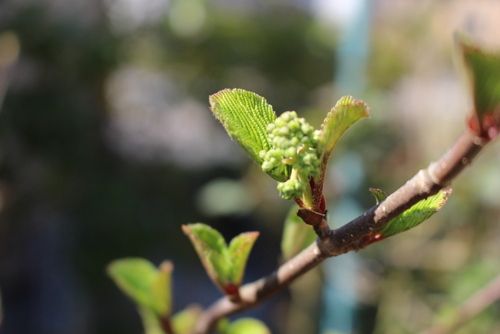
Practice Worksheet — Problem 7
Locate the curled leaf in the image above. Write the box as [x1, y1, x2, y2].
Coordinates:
[228, 232, 260, 286]
[319, 96, 369, 159]
[368, 187, 386, 205]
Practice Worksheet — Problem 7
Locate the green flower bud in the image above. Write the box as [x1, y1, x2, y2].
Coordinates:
[260, 111, 321, 200]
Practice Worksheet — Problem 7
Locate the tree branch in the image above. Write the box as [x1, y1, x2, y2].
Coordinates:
[195, 130, 488, 334]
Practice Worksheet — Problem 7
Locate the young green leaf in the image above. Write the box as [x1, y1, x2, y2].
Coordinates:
[209, 89, 274, 158]
[107, 258, 173, 317]
[182, 224, 230, 287]
[281, 205, 316, 260]
[380, 189, 451, 238]
[319, 96, 369, 159]
[368, 187, 387, 205]
[172, 305, 202, 334]
[224, 318, 271, 334]
[457, 35, 500, 139]
[182, 223, 259, 294]
[227, 232, 260, 285]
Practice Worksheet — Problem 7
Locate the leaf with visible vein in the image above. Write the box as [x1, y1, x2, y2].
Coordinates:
[320, 96, 369, 158]
[381, 189, 451, 238]
[209, 89, 275, 162]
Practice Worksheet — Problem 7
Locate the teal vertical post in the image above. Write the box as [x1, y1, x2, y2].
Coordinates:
[320, 0, 372, 333]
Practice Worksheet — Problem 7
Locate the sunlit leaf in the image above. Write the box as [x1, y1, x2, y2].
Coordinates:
[182, 223, 258, 294]
[457, 35, 500, 139]
[381, 189, 451, 238]
[172, 305, 202, 334]
[225, 318, 271, 334]
[319, 96, 369, 158]
[107, 258, 173, 317]
[209, 89, 288, 181]
[182, 224, 230, 288]
[209, 89, 272, 160]
[228, 232, 259, 285]
[281, 205, 316, 260]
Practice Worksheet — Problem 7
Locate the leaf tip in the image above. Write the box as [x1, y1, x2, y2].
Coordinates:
[439, 187, 453, 207]
[242, 231, 260, 239]
[160, 260, 174, 274]
[181, 224, 192, 235]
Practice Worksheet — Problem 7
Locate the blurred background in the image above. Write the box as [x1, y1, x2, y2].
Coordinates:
[0, 0, 500, 333]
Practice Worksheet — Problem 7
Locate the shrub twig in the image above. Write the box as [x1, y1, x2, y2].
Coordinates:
[195, 130, 487, 334]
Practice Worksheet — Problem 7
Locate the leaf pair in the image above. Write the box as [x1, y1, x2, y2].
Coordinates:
[209, 89, 369, 199]
[182, 223, 258, 295]
[107, 258, 200, 334]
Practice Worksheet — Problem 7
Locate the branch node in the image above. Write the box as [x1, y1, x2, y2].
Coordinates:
[297, 208, 330, 239]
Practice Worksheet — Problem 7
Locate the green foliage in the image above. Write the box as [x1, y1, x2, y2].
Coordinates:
[260, 111, 321, 200]
[108, 258, 203, 334]
[209, 89, 287, 180]
[457, 35, 500, 137]
[172, 306, 202, 334]
[281, 205, 317, 260]
[368, 187, 387, 205]
[221, 318, 271, 334]
[182, 223, 259, 293]
[209, 89, 370, 205]
[107, 258, 172, 317]
[319, 96, 369, 160]
[380, 189, 451, 238]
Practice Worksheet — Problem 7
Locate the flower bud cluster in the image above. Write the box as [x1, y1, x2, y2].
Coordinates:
[260, 111, 321, 199]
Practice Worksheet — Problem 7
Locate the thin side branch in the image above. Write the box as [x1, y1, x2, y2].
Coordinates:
[195, 131, 487, 334]
[424, 274, 500, 334]
[195, 242, 326, 332]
